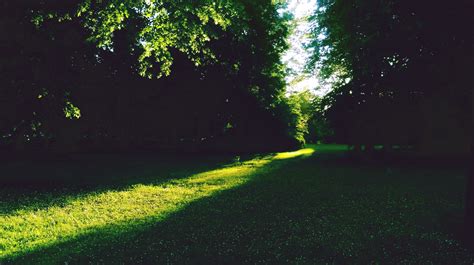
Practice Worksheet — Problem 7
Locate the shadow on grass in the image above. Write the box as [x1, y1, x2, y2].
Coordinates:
[4, 149, 473, 264]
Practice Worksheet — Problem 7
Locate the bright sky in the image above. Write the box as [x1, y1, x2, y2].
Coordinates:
[282, 0, 330, 96]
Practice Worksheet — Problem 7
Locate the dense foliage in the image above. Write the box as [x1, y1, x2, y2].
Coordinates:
[307, 0, 472, 149]
[0, 0, 300, 154]
[285, 90, 333, 144]
[306, 0, 473, 247]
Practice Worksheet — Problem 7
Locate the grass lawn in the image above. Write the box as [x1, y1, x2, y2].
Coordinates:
[1, 145, 473, 264]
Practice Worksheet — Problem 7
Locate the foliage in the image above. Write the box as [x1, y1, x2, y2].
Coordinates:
[306, 96, 333, 143]
[0, 0, 297, 153]
[63, 101, 82, 120]
[286, 90, 313, 144]
[306, 0, 472, 146]
[285, 90, 333, 144]
[34, 0, 242, 78]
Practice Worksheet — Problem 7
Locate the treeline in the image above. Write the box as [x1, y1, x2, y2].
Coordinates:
[0, 0, 303, 154]
[307, 0, 472, 155]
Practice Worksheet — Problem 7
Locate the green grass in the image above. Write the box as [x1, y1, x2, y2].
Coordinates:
[1, 145, 473, 264]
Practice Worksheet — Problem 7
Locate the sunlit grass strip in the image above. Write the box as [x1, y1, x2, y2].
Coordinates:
[0, 148, 313, 260]
[273, 147, 315, 160]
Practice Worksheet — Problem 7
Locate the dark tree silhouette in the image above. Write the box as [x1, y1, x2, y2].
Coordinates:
[307, 0, 473, 246]
[0, 0, 302, 154]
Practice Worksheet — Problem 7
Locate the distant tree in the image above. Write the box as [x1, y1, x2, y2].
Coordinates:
[286, 90, 312, 144]
[286, 90, 333, 144]
[306, 96, 333, 143]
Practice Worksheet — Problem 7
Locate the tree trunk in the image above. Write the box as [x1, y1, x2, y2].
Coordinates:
[52, 120, 80, 154]
[13, 125, 28, 153]
[353, 143, 362, 153]
[365, 143, 374, 154]
[383, 143, 393, 153]
[465, 144, 474, 249]
[465, 91, 473, 249]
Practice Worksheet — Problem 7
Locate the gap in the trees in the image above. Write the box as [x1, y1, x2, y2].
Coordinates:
[281, 0, 326, 96]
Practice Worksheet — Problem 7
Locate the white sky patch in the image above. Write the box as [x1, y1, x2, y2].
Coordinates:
[282, 0, 329, 96]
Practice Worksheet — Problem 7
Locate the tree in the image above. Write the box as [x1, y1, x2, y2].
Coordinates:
[285, 90, 333, 144]
[307, 0, 473, 246]
[307, 0, 471, 149]
[0, 0, 298, 154]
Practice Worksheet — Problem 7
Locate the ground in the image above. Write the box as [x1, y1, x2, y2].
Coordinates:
[1, 145, 473, 264]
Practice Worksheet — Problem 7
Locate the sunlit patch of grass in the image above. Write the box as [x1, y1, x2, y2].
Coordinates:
[273, 147, 315, 160]
[0, 150, 312, 261]
[187, 159, 272, 186]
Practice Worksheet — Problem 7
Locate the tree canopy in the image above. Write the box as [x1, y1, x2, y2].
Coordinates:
[0, 0, 303, 154]
[307, 0, 472, 149]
